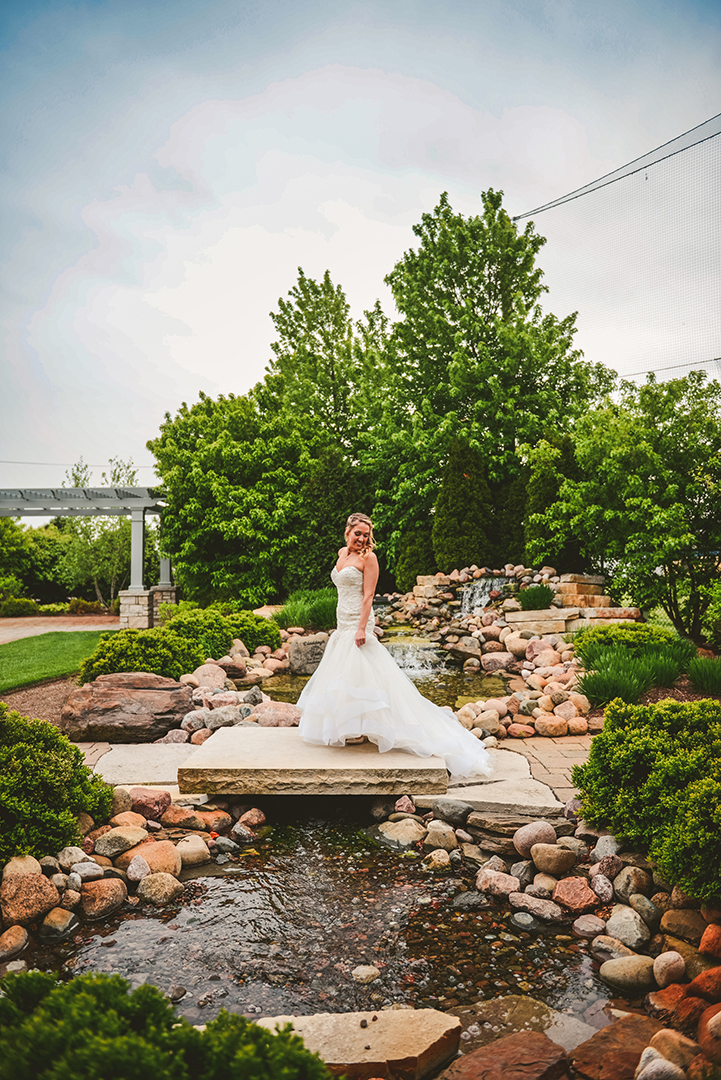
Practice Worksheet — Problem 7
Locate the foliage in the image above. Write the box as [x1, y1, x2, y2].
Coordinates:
[223, 612, 281, 653]
[687, 655, 721, 694]
[576, 638, 695, 706]
[161, 606, 281, 656]
[37, 602, 69, 615]
[0, 631, 119, 694]
[0, 971, 332, 1080]
[0, 574, 26, 601]
[702, 580, 721, 647]
[375, 189, 614, 562]
[518, 584, 555, 610]
[77, 629, 204, 684]
[21, 524, 73, 604]
[574, 622, 680, 665]
[572, 698, 721, 898]
[275, 588, 337, 631]
[530, 373, 721, 641]
[394, 530, 437, 594]
[490, 469, 528, 567]
[432, 439, 494, 572]
[0, 518, 32, 582]
[68, 598, 105, 615]
[0, 706, 112, 863]
[0, 597, 39, 617]
[525, 435, 587, 571]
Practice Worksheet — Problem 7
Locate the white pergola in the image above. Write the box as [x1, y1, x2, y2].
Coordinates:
[0, 487, 169, 590]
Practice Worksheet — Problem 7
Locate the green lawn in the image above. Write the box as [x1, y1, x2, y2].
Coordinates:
[0, 631, 118, 694]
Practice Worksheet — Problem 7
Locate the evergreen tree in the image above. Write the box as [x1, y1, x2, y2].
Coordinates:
[490, 468, 529, 567]
[394, 530, 437, 593]
[432, 439, 494, 572]
[525, 434, 587, 572]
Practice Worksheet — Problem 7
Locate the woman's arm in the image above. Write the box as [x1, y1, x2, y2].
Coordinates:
[355, 553, 380, 647]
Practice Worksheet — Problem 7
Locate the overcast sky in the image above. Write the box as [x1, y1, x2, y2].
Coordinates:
[2, 0, 720, 490]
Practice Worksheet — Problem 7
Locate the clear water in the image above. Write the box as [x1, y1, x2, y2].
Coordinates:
[460, 578, 515, 615]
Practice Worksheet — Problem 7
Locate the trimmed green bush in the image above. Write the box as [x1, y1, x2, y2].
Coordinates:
[572, 697, 721, 899]
[574, 621, 679, 664]
[0, 706, 113, 864]
[276, 589, 337, 632]
[68, 598, 106, 615]
[0, 597, 39, 617]
[687, 655, 721, 694]
[224, 611, 281, 653]
[37, 602, 70, 615]
[394, 530, 437, 594]
[78, 629, 204, 684]
[518, 584, 555, 611]
[0, 971, 332, 1080]
[160, 607, 237, 659]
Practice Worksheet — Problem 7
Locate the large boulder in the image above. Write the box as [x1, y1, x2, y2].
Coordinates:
[288, 634, 328, 675]
[252, 701, 302, 727]
[59, 673, 192, 742]
[0, 875, 59, 926]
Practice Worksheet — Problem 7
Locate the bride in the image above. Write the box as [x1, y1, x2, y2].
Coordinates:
[297, 513, 493, 780]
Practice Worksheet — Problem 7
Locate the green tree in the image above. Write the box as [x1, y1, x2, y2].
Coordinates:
[525, 434, 587, 572]
[490, 468, 529, 567]
[22, 525, 73, 603]
[0, 519, 32, 596]
[375, 190, 614, 563]
[394, 530, 437, 593]
[531, 372, 721, 640]
[432, 439, 495, 571]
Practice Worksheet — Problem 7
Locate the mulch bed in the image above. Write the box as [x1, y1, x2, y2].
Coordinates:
[1, 677, 76, 726]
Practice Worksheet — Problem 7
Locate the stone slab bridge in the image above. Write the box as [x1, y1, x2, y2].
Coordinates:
[0, 486, 175, 628]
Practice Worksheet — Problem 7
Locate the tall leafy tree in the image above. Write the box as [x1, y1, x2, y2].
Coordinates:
[531, 372, 721, 640]
[525, 434, 587, 572]
[432, 439, 494, 572]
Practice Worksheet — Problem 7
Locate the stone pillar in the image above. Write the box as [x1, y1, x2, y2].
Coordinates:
[129, 508, 145, 590]
[119, 589, 152, 629]
[150, 585, 178, 625]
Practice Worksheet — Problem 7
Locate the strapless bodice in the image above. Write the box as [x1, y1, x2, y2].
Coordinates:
[331, 564, 374, 634]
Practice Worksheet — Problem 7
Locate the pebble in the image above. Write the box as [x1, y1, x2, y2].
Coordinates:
[351, 965, 380, 984]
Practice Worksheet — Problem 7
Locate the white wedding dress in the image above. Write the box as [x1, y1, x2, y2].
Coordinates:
[297, 565, 493, 780]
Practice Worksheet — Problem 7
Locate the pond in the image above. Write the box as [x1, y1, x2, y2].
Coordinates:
[30, 801, 617, 1030]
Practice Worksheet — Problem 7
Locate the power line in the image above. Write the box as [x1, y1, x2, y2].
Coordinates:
[513, 110, 721, 220]
[622, 357, 721, 379]
[0, 460, 157, 469]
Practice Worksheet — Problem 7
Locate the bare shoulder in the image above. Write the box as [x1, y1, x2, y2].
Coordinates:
[338, 546, 348, 558]
[363, 551, 379, 571]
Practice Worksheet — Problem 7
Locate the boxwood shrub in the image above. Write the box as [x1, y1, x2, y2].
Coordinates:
[77, 629, 204, 684]
[0, 597, 39, 617]
[574, 621, 679, 664]
[162, 606, 281, 656]
[0, 706, 113, 864]
[0, 971, 332, 1080]
[572, 697, 721, 899]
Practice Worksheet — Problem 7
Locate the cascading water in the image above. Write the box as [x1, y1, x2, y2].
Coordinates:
[460, 577, 514, 614]
[384, 640, 444, 678]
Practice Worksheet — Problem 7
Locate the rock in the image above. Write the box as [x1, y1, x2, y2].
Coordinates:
[109, 811, 148, 829]
[481, 652, 514, 673]
[136, 873, 185, 907]
[180, 709, 210, 732]
[37, 907, 80, 943]
[425, 849, 451, 871]
[508, 892, 564, 922]
[591, 874, 614, 904]
[179, 674, 200, 687]
[160, 804, 208, 830]
[231, 822, 258, 845]
[70, 861, 104, 881]
[590, 935, 636, 963]
[660, 909, 707, 944]
[205, 705, 242, 731]
[513, 820, 558, 858]
[395, 796, 415, 814]
[191, 728, 214, 745]
[507, 722, 535, 738]
[567, 717, 589, 735]
[590, 835, 623, 863]
[60, 889, 81, 911]
[94, 826, 148, 859]
[483, 698, 508, 717]
[423, 821, 458, 852]
[453, 891, 491, 912]
[700, 923, 721, 959]
[126, 855, 151, 882]
[614, 866, 653, 903]
[476, 868, 520, 896]
[570, 1014, 663, 1080]
[662, 935, 717, 980]
[351, 965, 380, 983]
[671, 886, 701, 910]
[378, 819, 427, 848]
[629, 894, 663, 930]
[2, 856, 42, 879]
[649, 1029, 701, 1070]
[129, 786, 172, 820]
[154, 728, 190, 743]
[432, 799, 473, 826]
[573, 915, 606, 939]
[553, 877, 598, 914]
[257, 1009, 460, 1080]
[687, 965, 721, 1002]
[653, 951, 686, 988]
[176, 834, 211, 867]
[56, 846, 93, 873]
[510, 861, 535, 889]
[0, 874, 59, 925]
[530, 843, 577, 876]
[39, 856, 60, 876]
[600, 955, 656, 994]
[533, 714, 568, 737]
[288, 634, 327, 675]
[115, 840, 181, 876]
[80, 878, 127, 919]
[238, 807, 266, 828]
[59, 672, 192, 742]
[636, 1058, 687, 1080]
[698, 1003, 721, 1065]
[192, 663, 227, 689]
[606, 905, 651, 950]
[252, 701, 302, 727]
[0, 926, 28, 962]
[110, 787, 132, 816]
[439, 1030, 568, 1079]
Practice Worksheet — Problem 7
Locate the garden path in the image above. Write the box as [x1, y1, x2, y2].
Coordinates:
[0, 615, 119, 644]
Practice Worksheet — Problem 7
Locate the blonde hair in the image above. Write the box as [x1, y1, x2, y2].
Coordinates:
[345, 512, 376, 557]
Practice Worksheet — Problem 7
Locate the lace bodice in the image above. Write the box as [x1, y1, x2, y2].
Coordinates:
[331, 565, 375, 634]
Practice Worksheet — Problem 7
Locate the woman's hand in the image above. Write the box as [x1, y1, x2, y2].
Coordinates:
[355, 628, 366, 648]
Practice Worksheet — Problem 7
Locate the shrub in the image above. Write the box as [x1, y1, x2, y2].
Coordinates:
[276, 589, 337, 632]
[0, 574, 25, 601]
[576, 648, 656, 706]
[157, 600, 200, 624]
[394, 530, 437, 594]
[68, 598, 105, 615]
[574, 622, 679, 664]
[688, 655, 721, 694]
[37, 602, 69, 615]
[0, 971, 332, 1080]
[0, 706, 113, 864]
[518, 584, 555, 611]
[224, 611, 281, 653]
[572, 697, 721, 898]
[78, 629, 204, 684]
[0, 597, 39, 617]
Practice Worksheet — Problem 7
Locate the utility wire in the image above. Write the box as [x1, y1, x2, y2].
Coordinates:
[0, 460, 157, 468]
[513, 111, 721, 220]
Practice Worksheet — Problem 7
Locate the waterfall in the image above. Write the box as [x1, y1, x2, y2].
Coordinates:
[460, 577, 514, 614]
[384, 641, 444, 679]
